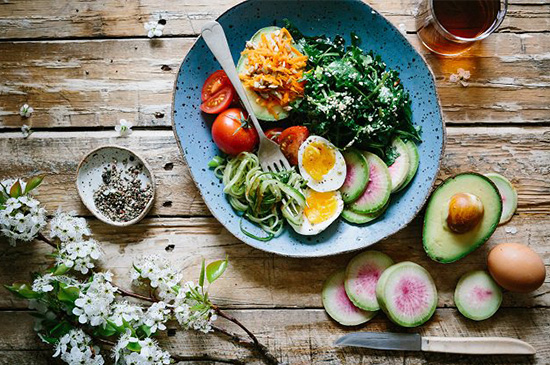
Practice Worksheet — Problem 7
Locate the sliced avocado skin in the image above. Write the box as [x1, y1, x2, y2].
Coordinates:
[423, 172, 502, 263]
[236, 26, 289, 122]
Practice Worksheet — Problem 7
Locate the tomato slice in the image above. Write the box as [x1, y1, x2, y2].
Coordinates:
[279, 126, 310, 166]
[200, 86, 235, 114]
[201, 70, 231, 102]
[265, 128, 284, 143]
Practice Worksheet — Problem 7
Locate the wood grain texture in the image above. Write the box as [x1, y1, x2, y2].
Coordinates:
[0, 308, 548, 364]
[1, 213, 548, 310]
[0, 0, 547, 40]
[0, 127, 549, 216]
[0, 33, 549, 128]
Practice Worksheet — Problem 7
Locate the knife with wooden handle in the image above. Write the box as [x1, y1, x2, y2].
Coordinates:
[335, 332, 536, 355]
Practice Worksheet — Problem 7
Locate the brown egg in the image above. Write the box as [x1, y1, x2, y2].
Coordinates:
[487, 243, 546, 293]
[446, 192, 484, 233]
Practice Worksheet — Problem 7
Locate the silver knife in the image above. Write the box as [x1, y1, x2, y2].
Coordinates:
[335, 332, 536, 355]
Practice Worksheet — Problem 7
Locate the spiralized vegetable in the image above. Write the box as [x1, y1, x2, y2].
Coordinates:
[211, 152, 306, 241]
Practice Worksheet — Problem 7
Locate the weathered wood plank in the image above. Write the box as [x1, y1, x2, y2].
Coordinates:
[0, 127, 548, 216]
[0, 0, 547, 40]
[1, 213, 548, 310]
[0, 308, 549, 364]
[0, 33, 549, 128]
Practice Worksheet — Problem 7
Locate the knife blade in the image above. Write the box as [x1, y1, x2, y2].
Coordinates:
[335, 332, 536, 355]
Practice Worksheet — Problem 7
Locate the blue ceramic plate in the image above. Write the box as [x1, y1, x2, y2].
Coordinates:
[172, 0, 444, 257]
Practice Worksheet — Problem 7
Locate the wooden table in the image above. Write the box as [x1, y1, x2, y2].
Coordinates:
[0, 0, 549, 364]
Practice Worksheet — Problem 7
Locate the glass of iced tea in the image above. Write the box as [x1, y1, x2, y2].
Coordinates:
[415, 0, 508, 56]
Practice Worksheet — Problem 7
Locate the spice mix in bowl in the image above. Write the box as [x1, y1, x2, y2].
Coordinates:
[76, 146, 155, 226]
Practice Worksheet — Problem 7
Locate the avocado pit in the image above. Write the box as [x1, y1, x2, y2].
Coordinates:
[446, 192, 484, 233]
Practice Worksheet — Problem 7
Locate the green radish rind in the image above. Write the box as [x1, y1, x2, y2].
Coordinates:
[236, 26, 289, 121]
[388, 137, 410, 193]
[454, 270, 502, 321]
[348, 152, 391, 214]
[484, 173, 517, 225]
[396, 140, 420, 192]
[341, 201, 389, 225]
[423, 173, 503, 264]
[322, 269, 377, 326]
[345, 251, 394, 311]
[340, 149, 370, 204]
[376, 262, 438, 328]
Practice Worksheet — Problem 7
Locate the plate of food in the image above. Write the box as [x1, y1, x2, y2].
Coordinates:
[172, 0, 444, 257]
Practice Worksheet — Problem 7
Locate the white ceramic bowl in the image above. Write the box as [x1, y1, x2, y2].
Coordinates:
[76, 145, 155, 226]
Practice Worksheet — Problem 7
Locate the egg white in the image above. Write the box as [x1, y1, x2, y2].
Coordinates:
[289, 189, 344, 236]
[298, 136, 347, 192]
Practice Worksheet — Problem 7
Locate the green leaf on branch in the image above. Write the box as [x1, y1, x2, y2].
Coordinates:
[5, 283, 40, 299]
[0, 193, 6, 205]
[9, 180, 22, 198]
[199, 259, 206, 287]
[57, 283, 80, 304]
[24, 176, 44, 194]
[206, 257, 228, 284]
[127, 341, 142, 352]
[38, 333, 59, 344]
[52, 264, 70, 276]
[96, 322, 117, 337]
[138, 324, 152, 338]
[49, 321, 72, 338]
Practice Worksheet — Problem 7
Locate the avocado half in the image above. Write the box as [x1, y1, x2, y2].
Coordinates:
[236, 26, 290, 121]
[423, 172, 502, 263]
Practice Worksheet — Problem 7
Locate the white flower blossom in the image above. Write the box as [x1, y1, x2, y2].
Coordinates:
[50, 209, 91, 242]
[53, 329, 104, 365]
[173, 281, 217, 334]
[107, 301, 144, 327]
[143, 301, 171, 334]
[19, 104, 34, 118]
[113, 332, 171, 365]
[0, 184, 46, 246]
[115, 119, 134, 137]
[21, 124, 32, 138]
[144, 21, 165, 38]
[32, 273, 56, 293]
[132, 255, 182, 301]
[56, 239, 103, 274]
[73, 272, 117, 327]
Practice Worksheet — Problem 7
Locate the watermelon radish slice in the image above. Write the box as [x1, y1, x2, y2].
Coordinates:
[396, 140, 419, 192]
[340, 149, 369, 204]
[322, 269, 377, 326]
[348, 152, 391, 214]
[341, 201, 389, 225]
[387, 137, 410, 193]
[345, 251, 394, 311]
[485, 173, 517, 224]
[455, 270, 502, 321]
[376, 262, 437, 327]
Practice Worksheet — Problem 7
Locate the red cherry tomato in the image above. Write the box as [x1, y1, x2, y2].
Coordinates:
[265, 128, 284, 143]
[278, 126, 310, 166]
[211, 108, 259, 155]
[201, 70, 231, 102]
[200, 86, 235, 114]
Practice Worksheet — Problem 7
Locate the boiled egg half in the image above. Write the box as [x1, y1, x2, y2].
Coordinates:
[298, 136, 347, 192]
[290, 188, 344, 235]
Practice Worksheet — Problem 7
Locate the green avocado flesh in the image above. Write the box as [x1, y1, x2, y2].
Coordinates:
[236, 26, 289, 121]
[423, 173, 502, 263]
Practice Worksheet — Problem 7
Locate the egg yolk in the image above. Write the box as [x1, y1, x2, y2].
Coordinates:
[302, 141, 335, 181]
[304, 190, 339, 224]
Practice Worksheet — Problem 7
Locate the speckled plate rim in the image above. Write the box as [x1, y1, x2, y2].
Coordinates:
[75, 145, 156, 227]
[171, 0, 446, 258]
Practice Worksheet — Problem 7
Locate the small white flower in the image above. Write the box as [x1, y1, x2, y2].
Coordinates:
[107, 301, 143, 327]
[53, 329, 104, 365]
[56, 239, 103, 274]
[173, 281, 217, 333]
[0, 189, 46, 246]
[50, 209, 91, 242]
[115, 119, 134, 137]
[19, 104, 34, 118]
[113, 334, 171, 365]
[144, 21, 165, 38]
[132, 255, 182, 301]
[31, 273, 56, 293]
[21, 124, 32, 138]
[72, 272, 117, 327]
[143, 301, 171, 333]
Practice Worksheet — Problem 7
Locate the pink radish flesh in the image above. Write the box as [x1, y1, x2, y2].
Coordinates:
[356, 164, 381, 205]
[343, 163, 356, 189]
[394, 275, 429, 317]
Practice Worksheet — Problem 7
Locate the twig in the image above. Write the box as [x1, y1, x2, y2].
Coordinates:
[212, 305, 279, 365]
[116, 287, 157, 303]
[37, 232, 57, 249]
[212, 325, 255, 347]
[171, 354, 244, 364]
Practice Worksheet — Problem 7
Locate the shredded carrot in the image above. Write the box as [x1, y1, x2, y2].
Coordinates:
[239, 28, 307, 119]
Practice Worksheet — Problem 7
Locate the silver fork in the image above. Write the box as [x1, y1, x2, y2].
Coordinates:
[201, 21, 291, 174]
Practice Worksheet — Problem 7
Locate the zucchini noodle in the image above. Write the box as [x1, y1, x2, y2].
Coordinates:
[210, 152, 306, 241]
